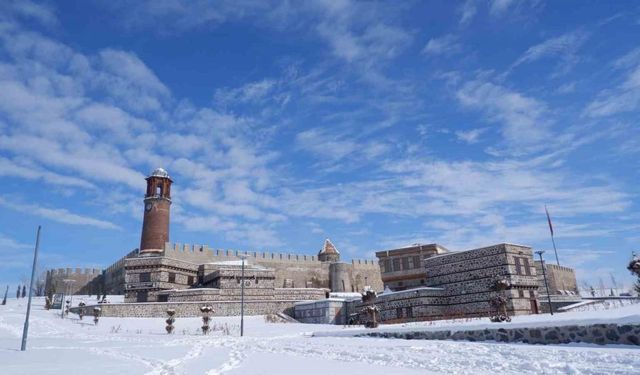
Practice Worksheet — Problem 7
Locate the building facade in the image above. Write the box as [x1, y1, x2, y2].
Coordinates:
[376, 243, 449, 291]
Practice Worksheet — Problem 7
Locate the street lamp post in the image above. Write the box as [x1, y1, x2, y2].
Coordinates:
[535, 251, 554, 315]
[238, 254, 247, 337]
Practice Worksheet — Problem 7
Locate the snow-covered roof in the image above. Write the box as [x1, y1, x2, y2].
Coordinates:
[149, 167, 170, 178]
[319, 238, 339, 255]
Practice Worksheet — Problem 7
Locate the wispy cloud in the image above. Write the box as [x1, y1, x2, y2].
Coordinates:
[455, 128, 487, 144]
[584, 48, 640, 117]
[458, 0, 477, 25]
[511, 31, 589, 75]
[0, 197, 121, 230]
[455, 79, 550, 148]
[422, 34, 461, 56]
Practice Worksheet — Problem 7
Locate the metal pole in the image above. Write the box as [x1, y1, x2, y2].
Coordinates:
[240, 256, 245, 337]
[536, 251, 554, 315]
[21, 225, 41, 351]
[550, 234, 560, 266]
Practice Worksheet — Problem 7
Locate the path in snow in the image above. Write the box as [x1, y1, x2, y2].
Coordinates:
[0, 297, 638, 374]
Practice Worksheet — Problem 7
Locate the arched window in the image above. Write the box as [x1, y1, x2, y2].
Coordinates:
[156, 184, 162, 196]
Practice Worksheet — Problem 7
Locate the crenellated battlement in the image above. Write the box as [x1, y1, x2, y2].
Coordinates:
[47, 268, 102, 276]
[162, 242, 377, 265]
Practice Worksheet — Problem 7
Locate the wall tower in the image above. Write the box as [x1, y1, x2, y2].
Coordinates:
[139, 168, 172, 255]
[318, 238, 340, 263]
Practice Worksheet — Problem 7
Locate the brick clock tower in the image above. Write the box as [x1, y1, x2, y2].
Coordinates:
[139, 168, 172, 255]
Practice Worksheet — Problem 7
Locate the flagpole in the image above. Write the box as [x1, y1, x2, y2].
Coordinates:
[550, 232, 559, 266]
[21, 225, 41, 351]
[545, 205, 560, 266]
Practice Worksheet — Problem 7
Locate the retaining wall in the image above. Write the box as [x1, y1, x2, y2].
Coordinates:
[354, 323, 640, 346]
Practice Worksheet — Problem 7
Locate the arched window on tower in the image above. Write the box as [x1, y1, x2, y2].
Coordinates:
[156, 184, 163, 196]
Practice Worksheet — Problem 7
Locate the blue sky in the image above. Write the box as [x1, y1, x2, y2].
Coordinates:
[0, 0, 638, 290]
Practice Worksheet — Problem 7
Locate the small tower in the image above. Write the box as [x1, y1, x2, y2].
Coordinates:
[318, 238, 340, 263]
[139, 168, 172, 255]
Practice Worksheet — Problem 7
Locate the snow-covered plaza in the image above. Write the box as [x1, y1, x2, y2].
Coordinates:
[1, 297, 639, 374]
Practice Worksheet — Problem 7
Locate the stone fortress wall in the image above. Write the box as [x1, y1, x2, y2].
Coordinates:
[161, 242, 382, 293]
[45, 268, 102, 295]
[534, 261, 579, 295]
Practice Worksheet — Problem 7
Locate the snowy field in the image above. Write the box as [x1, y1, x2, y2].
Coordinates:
[1, 297, 639, 375]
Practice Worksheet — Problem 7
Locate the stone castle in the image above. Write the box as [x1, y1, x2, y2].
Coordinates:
[47, 168, 382, 312]
[51, 167, 578, 323]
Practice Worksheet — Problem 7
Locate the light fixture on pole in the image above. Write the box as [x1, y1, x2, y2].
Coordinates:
[238, 254, 247, 337]
[535, 250, 553, 315]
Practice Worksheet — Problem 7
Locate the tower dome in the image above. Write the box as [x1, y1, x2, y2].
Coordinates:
[150, 167, 169, 178]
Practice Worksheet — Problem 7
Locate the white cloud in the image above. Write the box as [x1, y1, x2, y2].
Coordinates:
[0, 157, 95, 189]
[489, 0, 516, 16]
[0, 0, 58, 27]
[511, 31, 589, 74]
[584, 48, 640, 117]
[458, 0, 477, 25]
[455, 128, 487, 144]
[456, 79, 550, 147]
[422, 35, 461, 56]
[0, 197, 120, 230]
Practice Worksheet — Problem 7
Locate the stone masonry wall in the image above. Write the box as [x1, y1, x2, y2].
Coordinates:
[358, 323, 640, 346]
[70, 300, 302, 318]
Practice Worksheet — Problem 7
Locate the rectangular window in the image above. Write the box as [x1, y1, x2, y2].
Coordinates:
[136, 291, 148, 302]
[384, 259, 392, 273]
[413, 256, 421, 269]
[139, 273, 150, 282]
[393, 258, 401, 272]
[188, 276, 194, 285]
[523, 258, 531, 276]
[407, 256, 414, 269]
[396, 307, 403, 318]
[514, 257, 522, 275]
[529, 290, 535, 298]
[518, 289, 525, 298]
[168, 272, 176, 283]
[402, 257, 409, 270]
[406, 307, 413, 318]
[157, 294, 169, 302]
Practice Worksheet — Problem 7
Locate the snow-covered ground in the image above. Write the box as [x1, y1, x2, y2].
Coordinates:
[0, 297, 639, 375]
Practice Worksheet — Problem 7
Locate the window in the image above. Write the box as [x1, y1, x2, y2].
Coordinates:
[406, 306, 413, 318]
[413, 256, 421, 269]
[156, 185, 162, 196]
[136, 291, 148, 302]
[168, 272, 176, 283]
[529, 290, 535, 298]
[523, 258, 531, 276]
[396, 307, 403, 318]
[514, 257, 522, 275]
[393, 258, 401, 272]
[518, 289, 525, 298]
[384, 259, 392, 273]
[139, 273, 150, 282]
[157, 294, 168, 302]
[187, 276, 194, 285]
[402, 257, 409, 270]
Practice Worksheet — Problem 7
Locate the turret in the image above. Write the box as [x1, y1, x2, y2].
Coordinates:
[318, 238, 340, 263]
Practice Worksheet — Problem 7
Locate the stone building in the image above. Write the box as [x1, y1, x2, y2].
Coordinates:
[295, 243, 543, 324]
[376, 243, 449, 291]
